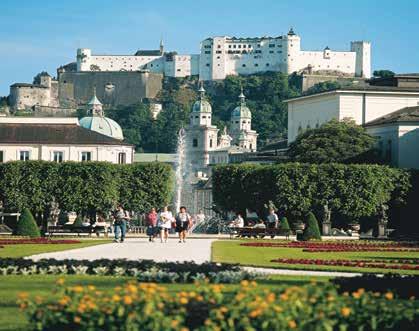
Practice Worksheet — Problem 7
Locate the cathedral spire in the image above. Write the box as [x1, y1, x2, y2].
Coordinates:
[198, 81, 206, 100]
[159, 37, 164, 54]
[238, 85, 246, 105]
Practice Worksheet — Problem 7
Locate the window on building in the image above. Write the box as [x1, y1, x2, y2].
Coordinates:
[243, 45, 247, 48]
[204, 51, 211, 54]
[233, 45, 236, 48]
[250, 143, 252, 150]
[266, 63, 270, 67]
[204, 45, 211, 49]
[118, 153, 126, 164]
[269, 50, 274, 54]
[228, 45, 231, 48]
[217, 45, 221, 48]
[269, 44, 275, 48]
[216, 50, 222, 54]
[206, 63, 210, 67]
[19, 151, 30, 161]
[242, 64, 246, 67]
[255, 50, 262, 54]
[81, 152, 92, 162]
[193, 139, 198, 147]
[255, 63, 259, 67]
[238, 45, 241, 48]
[202, 116, 206, 119]
[209, 139, 213, 148]
[257, 44, 261, 48]
[0, 151, 3, 163]
[53, 151, 64, 163]
[217, 56, 220, 59]
[177, 69, 181, 72]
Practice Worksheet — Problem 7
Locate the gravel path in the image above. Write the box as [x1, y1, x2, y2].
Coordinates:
[30, 238, 365, 278]
[29, 238, 216, 264]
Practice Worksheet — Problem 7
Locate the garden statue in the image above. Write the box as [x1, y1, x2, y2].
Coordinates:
[49, 197, 60, 226]
[321, 201, 332, 236]
[377, 203, 388, 238]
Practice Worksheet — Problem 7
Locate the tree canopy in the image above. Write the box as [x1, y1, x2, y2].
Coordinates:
[106, 72, 300, 152]
[287, 119, 379, 164]
[373, 70, 395, 78]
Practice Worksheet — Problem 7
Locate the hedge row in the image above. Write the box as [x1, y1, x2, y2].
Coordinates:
[213, 163, 410, 222]
[0, 161, 174, 216]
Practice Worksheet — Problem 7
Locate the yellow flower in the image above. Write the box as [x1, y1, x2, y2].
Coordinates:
[266, 293, 276, 303]
[288, 320, 297, 329]
[123, 295, 133, 305]
[241, 280, 249, 287]
[126, 284, 138, 294]
[327, 295, 335, 302]
[157, 302, 164, 309]
[188, 291, 196, 298]
[112, 294, 121, 302]
[280, 293, 289, 301]
[74, 316, 81, 324]
[196, 295, 204, 302]
[220, 306, 228, 313]
[171, 320, 179, 328]
[250, 281, 257, 287]
[273, 305, 283, 313]
[87, 285, 96, 291]
[56, 278, 65, 286]
[341, 307, 351, 317]
[352, 292, 361, 299]
[357, 288, 365, 294]
[180, 328, 189, 331]
[58, 296, 70, 306]
[385, 292, 394, 300]
[17, 292, 29, 300]
[73, 286, 84, 293]
[179, 297, 189, 305]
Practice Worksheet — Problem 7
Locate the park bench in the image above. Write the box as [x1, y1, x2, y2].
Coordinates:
[229, 227, 284, 239]
[47, 225, 107, 239]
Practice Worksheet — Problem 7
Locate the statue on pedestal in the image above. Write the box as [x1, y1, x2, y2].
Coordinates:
[49, 197, 60, 226]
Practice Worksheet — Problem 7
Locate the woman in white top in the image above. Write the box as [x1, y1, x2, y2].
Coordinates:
[158, 206, 173, 243]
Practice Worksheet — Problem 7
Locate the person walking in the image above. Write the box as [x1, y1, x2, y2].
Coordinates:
[158, 206, 173, 243]
[266, 208, 279, 238]
[146, 207, 158, 242]
[175, 206, 192, 243]
[113, 204, 129, 243]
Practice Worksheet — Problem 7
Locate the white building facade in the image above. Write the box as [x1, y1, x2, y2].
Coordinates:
[76, 29, 370, 81]
[286, 87, 419, 143]
[0, 118, 134, 164]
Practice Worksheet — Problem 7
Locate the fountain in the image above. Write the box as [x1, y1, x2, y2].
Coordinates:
[174, 127, 187, 213]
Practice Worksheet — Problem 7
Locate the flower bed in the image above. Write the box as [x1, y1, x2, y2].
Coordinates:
[19, 280, 418, 331]
[270, 258, 419, 270]
[332, 274, 419, 299]
[241, 241, 419, 252]
[0, 238, 81, 245]
[0, 258, 257, 283]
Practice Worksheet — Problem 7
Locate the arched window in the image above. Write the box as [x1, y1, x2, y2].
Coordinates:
[193, 139, 198, 147]
[209, 139, 213, 148]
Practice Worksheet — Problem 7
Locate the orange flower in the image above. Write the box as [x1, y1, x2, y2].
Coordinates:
[249, 309, 262, 318]
[385, 292, 394, 300]
[112, 294, 121, 302]
[341, 307, 351, 317]
[352, 292, 361, 299]
[123, 296, 133, 305]
[288, 320, 297, 329]
[179, 297, 188, 305]
[74, 316, 81, 324]
[240, 280, 249, 287]
[171, 320, 179, 328]
[18, 292, 29, 300]
[73, 286, 84, 293]
[280, 293, 289, 301]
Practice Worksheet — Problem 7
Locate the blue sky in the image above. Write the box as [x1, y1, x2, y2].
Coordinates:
[0, 0, 418, 95]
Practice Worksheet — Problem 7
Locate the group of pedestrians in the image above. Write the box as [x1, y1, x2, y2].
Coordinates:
[145, 206, 193, 243]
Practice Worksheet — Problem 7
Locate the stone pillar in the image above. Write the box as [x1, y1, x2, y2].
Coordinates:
[377, 221, 387, 238]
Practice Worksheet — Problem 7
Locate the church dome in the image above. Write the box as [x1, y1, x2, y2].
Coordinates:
[192, 84, 212, 113]
[79, 116, 124, 140]
[232, 90, 252, 118]
[79, 89, 124, 140]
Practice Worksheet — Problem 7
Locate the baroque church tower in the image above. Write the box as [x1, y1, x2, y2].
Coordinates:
[230, 89, 258, 151]
[187, 83, 219, 170]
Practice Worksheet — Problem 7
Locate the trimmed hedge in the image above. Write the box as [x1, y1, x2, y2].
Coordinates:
[15, 209, 40, 238]
[0, 161, 174, 217]
[302, 212, 321, 240]
[279, 216, 291, 235]
[213, 163, 410, 223]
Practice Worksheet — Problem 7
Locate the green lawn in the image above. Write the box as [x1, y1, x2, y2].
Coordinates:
[212, 240, 419, 275]
[0, 239, 111, 258]
[0, 274, 328, 331]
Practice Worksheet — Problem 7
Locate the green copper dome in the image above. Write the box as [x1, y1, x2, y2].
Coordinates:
[79, 116, 124, 140]
[192, 85, 212, 113]
[232, 91, 252, 118]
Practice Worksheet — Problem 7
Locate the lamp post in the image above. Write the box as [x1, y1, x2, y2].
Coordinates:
[150, 103, 162, 161]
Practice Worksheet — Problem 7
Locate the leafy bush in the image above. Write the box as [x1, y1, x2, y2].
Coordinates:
[15, 209, 40, 238]
[279, 216, 291, 235]
[72, 216, 83, 227]
[302, 212, 321, 240]
[20, 280, 418, 331]
[0, 161, 174, 216]
[213, 163, 410, 225]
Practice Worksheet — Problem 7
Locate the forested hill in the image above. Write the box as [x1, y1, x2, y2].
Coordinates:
[106, 72, 301, 153]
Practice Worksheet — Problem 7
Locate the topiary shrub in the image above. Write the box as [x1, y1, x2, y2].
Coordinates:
[15, 208, 40, 238]
[302, 212, 321, 241]
[279, 217, 291, 235]
[72, 216, 84, 227]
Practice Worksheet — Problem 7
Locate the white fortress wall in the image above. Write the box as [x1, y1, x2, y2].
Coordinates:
[298, 51, 356, 75]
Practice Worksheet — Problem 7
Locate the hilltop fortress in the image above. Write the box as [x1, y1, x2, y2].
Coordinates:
[9, 28, 371, 112]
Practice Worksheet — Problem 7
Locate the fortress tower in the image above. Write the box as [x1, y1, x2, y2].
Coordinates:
[351, 41, 371, 78]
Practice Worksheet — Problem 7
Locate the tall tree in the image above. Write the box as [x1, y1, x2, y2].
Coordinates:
[287, 119, 378, 164]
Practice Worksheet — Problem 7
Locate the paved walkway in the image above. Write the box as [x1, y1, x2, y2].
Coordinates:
[30, 238, 365, 278]
[30, 238, 216, 264]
